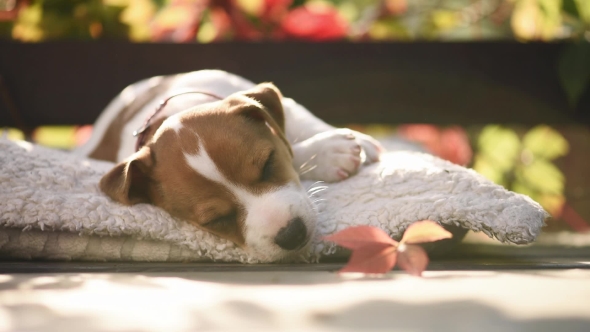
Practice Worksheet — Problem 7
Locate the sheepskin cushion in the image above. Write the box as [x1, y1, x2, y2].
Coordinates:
[0, 138, 547, 262]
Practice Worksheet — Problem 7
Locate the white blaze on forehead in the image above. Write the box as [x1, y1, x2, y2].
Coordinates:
[151, 114, 184, 143]
[161, 114, 184, 133]
[184, 139, 315, 260]
[184, 140, 226, 184]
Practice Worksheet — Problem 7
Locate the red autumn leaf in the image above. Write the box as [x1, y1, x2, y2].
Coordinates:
[339, 244, 397, 274]
[324, 225, 398, 250]
[280, 4, 348, 41]
[397, 243, 429, 276]
[400, 220, 453, 245]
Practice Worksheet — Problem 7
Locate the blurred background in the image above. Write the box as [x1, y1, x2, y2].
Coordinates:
[1, 0, 589, 239]
[1, 0, 589, 42]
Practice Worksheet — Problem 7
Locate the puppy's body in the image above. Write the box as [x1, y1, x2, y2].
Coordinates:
[77, 70, 382, 261]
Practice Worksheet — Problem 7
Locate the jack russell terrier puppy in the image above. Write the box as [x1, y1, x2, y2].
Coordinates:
[76, 70, 383, 262]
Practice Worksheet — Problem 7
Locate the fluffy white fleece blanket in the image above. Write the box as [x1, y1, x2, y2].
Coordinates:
[0, 138, 547, 262]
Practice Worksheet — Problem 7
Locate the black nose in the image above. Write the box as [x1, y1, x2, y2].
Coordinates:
[274, 217, 307, 250]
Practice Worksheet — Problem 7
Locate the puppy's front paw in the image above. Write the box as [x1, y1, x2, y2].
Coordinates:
[293, 129, 364, 182]
[354, 131, 385, 164]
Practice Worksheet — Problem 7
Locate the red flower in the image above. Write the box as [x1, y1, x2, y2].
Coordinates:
[398, 124, 472, 166]
[280, 4, 348, 41]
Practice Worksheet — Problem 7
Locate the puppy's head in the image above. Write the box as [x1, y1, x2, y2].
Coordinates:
[99, 83, 316, 261]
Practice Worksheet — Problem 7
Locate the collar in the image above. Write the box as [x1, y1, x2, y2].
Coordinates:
[133, 91, 223, 152]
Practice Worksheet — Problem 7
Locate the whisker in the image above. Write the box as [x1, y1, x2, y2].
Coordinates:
[299, 154, 318, 170]
[306, 181, 325, 190]
[299, 164, 317, 176]
[309, 188, 328, 198]
[308, 185, 328, 193]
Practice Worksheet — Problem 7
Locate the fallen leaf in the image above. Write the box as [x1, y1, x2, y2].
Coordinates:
[400, 220, 453, 244]
[324, 226, 398, 250]
[339, 244, 397, 274]
[397, 244, 429, 276]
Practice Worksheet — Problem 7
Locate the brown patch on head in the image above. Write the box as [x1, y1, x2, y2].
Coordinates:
[179, 105, 297, 191]
[148, 134, 247, 246]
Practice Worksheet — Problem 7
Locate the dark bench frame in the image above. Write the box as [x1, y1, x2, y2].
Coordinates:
[1, 42, 589, 132]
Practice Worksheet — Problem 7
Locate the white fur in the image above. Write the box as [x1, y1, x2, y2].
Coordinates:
[162, 114, 184, 134]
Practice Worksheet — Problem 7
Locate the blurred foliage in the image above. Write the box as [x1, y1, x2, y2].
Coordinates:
[397, 124, 472, 166]
[473, 124, 569, 217]
[1, 0, 589, 42]
[3, 0, 588, 106]
[558, 41, 590, 107]
[1, 127, 25, 140]
[32, 125, 79, 148]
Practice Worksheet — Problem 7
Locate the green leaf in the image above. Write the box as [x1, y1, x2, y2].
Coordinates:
[513, 180, 565, 216]
[517, 160, 565, 195]
[563, 0, 580, 18]
[512, 180, 540, 201]
[473, 155, 506, 187]
[558, 42, 590, 108]
[33, 126, 77, 149]
[522, 125, 569, 160]
[431, 10, 458, 31]
[537, 194, 565, 216]
[369, 18, 411, 40]
[574, 0, 590, 23]
[2, 128, 25, 141]
[538, 0, 563, 38]
[477, 125, 521, 173]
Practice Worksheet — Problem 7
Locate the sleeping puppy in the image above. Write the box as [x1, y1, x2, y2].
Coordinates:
[76, 70, 383, 261]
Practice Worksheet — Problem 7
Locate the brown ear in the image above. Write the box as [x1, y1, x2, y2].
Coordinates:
[228, 84, 292, 156]
[99, 147, 154, 205]
[240, 82, 285, 132]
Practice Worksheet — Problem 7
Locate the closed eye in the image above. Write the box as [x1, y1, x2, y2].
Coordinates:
[204, 213, 236, 228]
[260, 151, 275, 182]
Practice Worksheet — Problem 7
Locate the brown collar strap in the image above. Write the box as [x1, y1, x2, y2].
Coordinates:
[133, 91, 223, 152]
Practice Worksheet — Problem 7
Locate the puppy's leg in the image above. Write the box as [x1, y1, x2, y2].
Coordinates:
[282, 98, 384, 174]
[282, 98, 334, 143]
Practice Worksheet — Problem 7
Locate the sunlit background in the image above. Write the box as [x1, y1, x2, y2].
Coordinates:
[1, 0, 589, 42]
[1, 0, 589, 234]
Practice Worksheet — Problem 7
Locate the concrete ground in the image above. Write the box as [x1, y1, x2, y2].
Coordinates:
[0, 268, 589, 332]
[1, 235, 590, 332]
